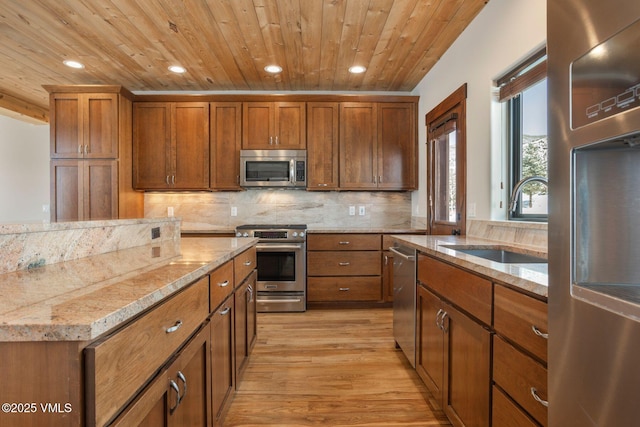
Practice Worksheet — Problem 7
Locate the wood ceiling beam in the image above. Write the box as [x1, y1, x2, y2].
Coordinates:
[0, 93, 49, 124]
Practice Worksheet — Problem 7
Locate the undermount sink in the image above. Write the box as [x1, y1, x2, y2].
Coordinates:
[441, 245, 547, 264]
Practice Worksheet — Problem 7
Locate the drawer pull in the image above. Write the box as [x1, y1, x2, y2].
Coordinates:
[531, 325, 549, 339]
[169, 379, 180, 413]
[339, 241, 350, 245]
[339, 262, 350, 266]
[166, 320, 183, 334]
[220, 306, 231, 315]
[530, 387, 549, 407]
[218, 280, 230, 288]
[177, 371, 187, 402]
[440, 312, 449, 333]
[339, 287, 350, 292]
[243, 260, 252, 266]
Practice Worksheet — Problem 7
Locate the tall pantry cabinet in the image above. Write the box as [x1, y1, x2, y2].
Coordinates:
[46, 85, 143, 222]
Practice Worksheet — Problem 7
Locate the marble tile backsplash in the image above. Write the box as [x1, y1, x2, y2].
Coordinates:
[144, 190, 414, 231]
[467, 220, 547, 253]
[0, 218, 181, 275]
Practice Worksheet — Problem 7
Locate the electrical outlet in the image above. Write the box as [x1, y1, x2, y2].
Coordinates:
[358, 206, 366, 216]
[349, 206, 355, 216]
[167, 207, 174, 217]
[42, 204, 50, 213]
[151, 227, 161, 239]
[468, 202, 477, 218]
[231, 206, 238, 217]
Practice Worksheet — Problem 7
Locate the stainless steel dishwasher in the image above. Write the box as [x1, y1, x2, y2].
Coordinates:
[390, 244, 417, 368]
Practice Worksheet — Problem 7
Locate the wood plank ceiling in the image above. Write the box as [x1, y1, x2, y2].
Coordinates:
[0, 0, 488, 122]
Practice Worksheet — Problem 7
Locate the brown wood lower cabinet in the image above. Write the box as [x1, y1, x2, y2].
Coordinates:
[234, 270, 257, 384]
[51, 159, 118, 221]
[417, 284, 491, 427]
[110, 322, 212, 427]
[307, 233, 383, 306]
[211, 296, 235, 425]
[416, 254, 492, 427]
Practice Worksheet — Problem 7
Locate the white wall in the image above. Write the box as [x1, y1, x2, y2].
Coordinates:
[411, 0, 547, 221]
[0, 115, 50, 223]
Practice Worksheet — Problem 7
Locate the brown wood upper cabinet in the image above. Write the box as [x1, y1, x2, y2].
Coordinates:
[45, 85, 143, 222]
[242, 102, 306, 149]
[50, 92, 118, 159]
[210, 102, 242, 190]
[339, 102, 417, 190]
[133, 102, 210, 190]
[306, 102, 339, 190]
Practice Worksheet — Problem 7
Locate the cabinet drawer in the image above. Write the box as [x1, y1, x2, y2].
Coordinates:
[417, 254, 492, 325]
[210, 260, 234, 312]
[234, 246, 256, 284]
[85, 277, 209, 427]
[492, 386, 539, 427]
[307, 251, 381, 276]
[493, 335, 548, 427]
[494, 284, 548, 362]
[308, 276, 382, 301]
[308, 233, 381, 250]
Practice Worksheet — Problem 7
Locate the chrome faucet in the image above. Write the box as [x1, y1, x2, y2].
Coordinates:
[508, 176, 548, 213]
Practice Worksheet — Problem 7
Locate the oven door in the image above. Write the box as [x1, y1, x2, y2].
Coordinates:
[255, 243, 306, 292]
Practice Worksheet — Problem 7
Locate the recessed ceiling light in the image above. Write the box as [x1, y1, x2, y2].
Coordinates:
[349, 65, 366, 74]
[264, 65, 282, 74]
[63, 60, 85, 69]
[168, 65, 187, 74]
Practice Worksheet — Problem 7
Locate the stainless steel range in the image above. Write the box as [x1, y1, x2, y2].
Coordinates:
[236, 224, 307, 312]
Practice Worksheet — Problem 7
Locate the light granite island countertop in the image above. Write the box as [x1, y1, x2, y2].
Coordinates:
[390, 234, 548, 298]
[0, 237, 257, 342]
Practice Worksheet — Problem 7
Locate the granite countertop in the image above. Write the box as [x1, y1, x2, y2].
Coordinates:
[181, 227, 427, 235]
[0, 237, 257, 343]
[390, 234, 548, 298]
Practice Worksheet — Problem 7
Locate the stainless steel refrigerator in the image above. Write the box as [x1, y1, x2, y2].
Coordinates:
[548, 1, 640, 426]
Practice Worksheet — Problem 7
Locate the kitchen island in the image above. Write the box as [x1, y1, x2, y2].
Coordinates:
[0, 219, 258, 427]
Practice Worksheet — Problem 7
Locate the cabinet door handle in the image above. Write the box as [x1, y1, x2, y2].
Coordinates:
[275, 135, 279, 145]
[338, 262, 350, 266]
[172, 175, 176, 185]
[338, 241, 350, 245]
[269, 136, 273, 145]
[169, 379, 180, 413]
[166, 175, 170, 185]
[530, 387, 549, 407]
[531, 325, 549, 339]
[177, 371, 187, 403]
[78, 144, 82, 154]
[441, 312, 449, 333]
[248, 284, 254, 302]
[220, 306, 231, 315]
[339, 287, 350, 292]
[166, 320, 183, 334]
[84, 144, 89, 155]
[218, 280, 230, 288]
[436, 309, 445, 329]
[318, 183, 328, 187]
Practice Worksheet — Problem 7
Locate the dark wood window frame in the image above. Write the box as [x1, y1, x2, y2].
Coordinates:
[426, 84, 467, 235]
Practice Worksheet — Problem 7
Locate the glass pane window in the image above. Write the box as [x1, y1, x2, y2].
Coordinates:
[509, 75, 548, 220]
[434, 130, 458, 223]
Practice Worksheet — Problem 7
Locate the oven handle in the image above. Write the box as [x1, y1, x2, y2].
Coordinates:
[257, 297, 303, 303]
[256, 243, 304, 251]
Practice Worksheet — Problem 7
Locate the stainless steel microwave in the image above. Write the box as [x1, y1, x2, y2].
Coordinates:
[240, 149, 306, 188]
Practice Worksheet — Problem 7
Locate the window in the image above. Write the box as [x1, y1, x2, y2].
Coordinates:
[498, 48, 548, 221]
[427, 84, 467, 235]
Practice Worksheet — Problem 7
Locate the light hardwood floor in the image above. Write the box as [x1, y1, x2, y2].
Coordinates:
[224, 308, 451, 426]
